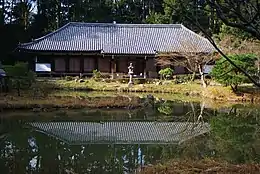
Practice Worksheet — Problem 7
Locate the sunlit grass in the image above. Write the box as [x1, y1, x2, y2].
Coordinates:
[43, 78, 260, 102]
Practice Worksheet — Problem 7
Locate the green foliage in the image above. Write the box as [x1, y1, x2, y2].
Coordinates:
[3, 62, 36, 90]
[175, 74, 194, 83]
[210, 54, 257, 91]
[161, 0, 212, 32]
[210, 112, 260, 163]
[3, 62, 29, 77]
[92, 69, 101, 79]
[146, 12, 168, 24]
[219, 24, 252, 40]
[159, 68, 174, 80]
[157, 101, 173, 115]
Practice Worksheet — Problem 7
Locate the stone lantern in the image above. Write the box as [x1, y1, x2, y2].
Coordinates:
[128, 63, 134, 86]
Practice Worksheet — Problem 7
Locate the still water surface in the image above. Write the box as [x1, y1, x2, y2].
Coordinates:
[0, 97, 260, 173]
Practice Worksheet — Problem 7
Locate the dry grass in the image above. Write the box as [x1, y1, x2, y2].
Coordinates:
[203, 85, 260, 102]
[140, 159, 260, 174]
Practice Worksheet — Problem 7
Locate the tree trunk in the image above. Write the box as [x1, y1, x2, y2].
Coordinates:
[198, 65, 207, 88]
[231, 84, 238, 92]
[0, 0, 5, 25]
[190, 102, 196, 122]
[57, 0, 61, 28]
[191, 72, 196, 81]
[257, 57, 260, 83]
[197, 101, 205, 123]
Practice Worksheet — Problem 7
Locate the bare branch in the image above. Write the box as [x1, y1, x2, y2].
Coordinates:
[208, 0, 260, 40]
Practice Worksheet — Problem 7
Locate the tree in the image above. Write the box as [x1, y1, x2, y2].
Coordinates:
[210, 54, 257, 92]
[12, 1, 36, 29]
[216, 30, 260, 82]
[158, 67, 174, 80]
[207, 0, 260, 40]
[166, 0, 260, 87]
[156, 41, 214, 88]
[160, 0, 213, 32]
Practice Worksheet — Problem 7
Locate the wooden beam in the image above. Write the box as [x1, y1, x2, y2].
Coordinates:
[111, 55, 115, 79]
[144, 56, 147, 79]
[65, 56, 70, 73]
[95, 57, 98, 70]
[50, 58, 55, 73]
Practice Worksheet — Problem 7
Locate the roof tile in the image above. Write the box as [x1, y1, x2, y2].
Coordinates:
[20, 22, 215, 54]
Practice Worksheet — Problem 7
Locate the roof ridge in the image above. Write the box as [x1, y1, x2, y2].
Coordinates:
[69, 22, 183, 28]
[20, 23, 72, 46]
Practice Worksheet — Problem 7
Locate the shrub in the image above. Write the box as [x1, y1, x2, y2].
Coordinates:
[3, 62, 29, 77]
[210, 54, 257, 92]
[3, 62, 36, 89]
[175, 74, 194, 83]
[159, 68, 174, 80]
[92, 69, 101, 79]
[157, 101, 173, 115]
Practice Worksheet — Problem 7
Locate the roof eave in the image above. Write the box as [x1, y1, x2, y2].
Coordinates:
[18, 48, 102, 55]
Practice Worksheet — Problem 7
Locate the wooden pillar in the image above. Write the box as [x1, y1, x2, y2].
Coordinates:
[111, 55, 115, 79]
[65, 56, 70, 73]
[30, 55, 36, 72]
[143, 56, 147, 79]
[95, 56, 99, 71]
[80, 57, 84, 73]
[50, 58, 54, 75]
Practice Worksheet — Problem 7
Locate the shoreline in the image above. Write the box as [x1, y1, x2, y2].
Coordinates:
[0, 89, 259, 111]
[42, 79, 260, 103]
[0, 95, 143, 110]
[1, 79, 260, 110]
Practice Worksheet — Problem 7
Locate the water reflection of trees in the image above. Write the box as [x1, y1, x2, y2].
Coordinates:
[154, 100, 260, 164]
[210, 111, 260, 163]
[178, 108, 260, 164]
[156, 100, 213, 123]
[1, 104, 260, 172]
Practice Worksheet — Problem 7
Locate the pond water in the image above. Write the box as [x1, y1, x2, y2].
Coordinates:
[1, 95, 260, 174]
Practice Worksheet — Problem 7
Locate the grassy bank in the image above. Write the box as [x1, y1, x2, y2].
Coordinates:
[51, 91, 254, 109]
[41, 78, 260, 103]
[0, 92, 142, 110]
[46, 78, 202, 95]
[1, 78, 260, 110]
[140, 159, 260, 174]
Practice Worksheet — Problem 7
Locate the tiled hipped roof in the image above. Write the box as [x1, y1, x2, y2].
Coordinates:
[19, 22, 215, 55]
[29, 122, 210, 145]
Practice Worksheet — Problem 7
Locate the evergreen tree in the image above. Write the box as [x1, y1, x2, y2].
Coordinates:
[210, 54, 258, 92]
